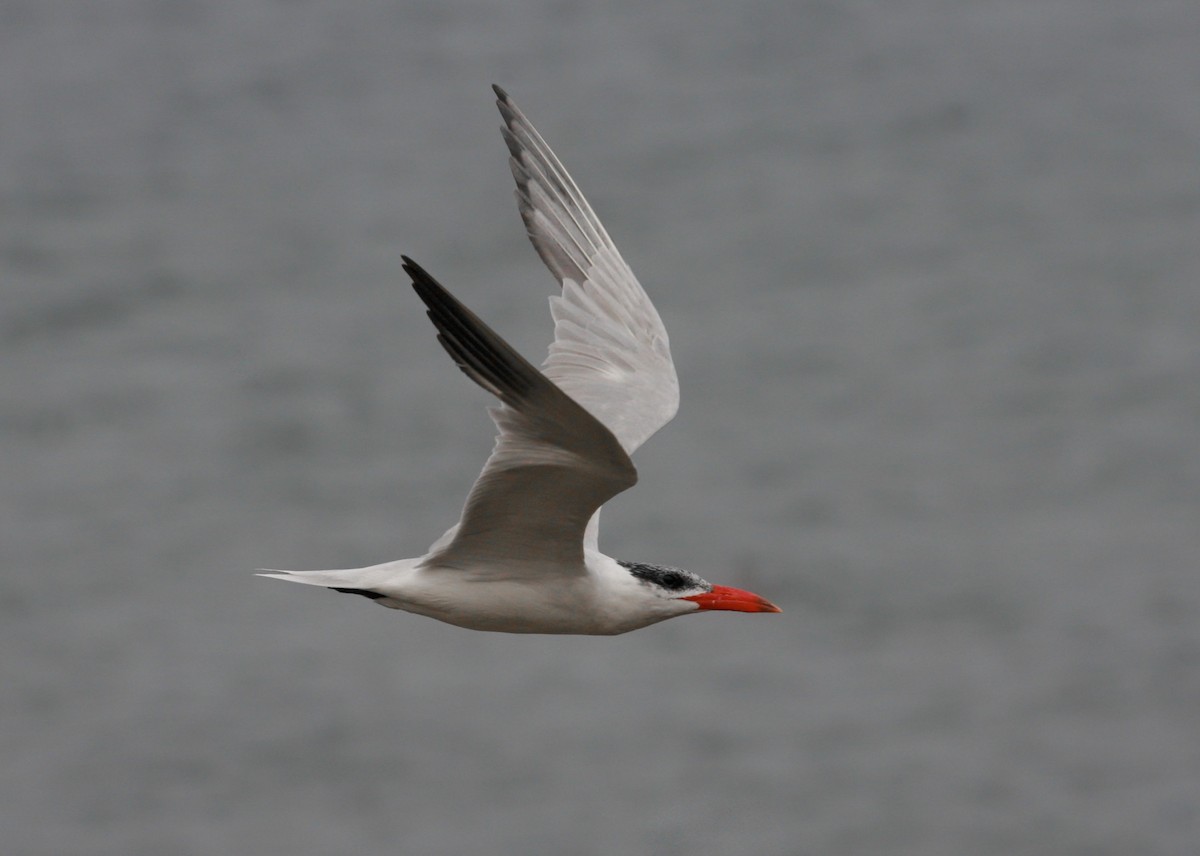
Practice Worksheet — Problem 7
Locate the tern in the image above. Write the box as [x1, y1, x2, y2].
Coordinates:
[260, 85, 781, 634]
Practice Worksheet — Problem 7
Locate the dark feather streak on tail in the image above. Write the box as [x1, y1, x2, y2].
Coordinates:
[331, 587, 387, 600]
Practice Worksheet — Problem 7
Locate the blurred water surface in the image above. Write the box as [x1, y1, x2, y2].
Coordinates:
[3, 1, 1198, 854]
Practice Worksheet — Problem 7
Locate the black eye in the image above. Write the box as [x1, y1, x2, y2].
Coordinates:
[618, 560, 701, 592]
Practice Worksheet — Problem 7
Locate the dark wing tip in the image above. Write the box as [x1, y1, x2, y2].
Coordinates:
[493, 86, 522, 131]
[402, 256, 443, 314]
[402, 255, 539, 405]
[402, 256, 453, 315]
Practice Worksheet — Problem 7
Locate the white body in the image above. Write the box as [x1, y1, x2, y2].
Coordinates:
[263, 553, 698, 635]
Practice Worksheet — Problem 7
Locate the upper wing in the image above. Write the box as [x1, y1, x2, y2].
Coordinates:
[404, 257, 636, 571]
[494, 85, 680, 456]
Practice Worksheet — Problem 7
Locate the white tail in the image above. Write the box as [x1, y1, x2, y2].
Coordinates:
[256, 568, 365, 588]
[256, 562, 419, 608]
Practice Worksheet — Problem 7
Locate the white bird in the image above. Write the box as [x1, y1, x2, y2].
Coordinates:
[260, 85, 780, 634]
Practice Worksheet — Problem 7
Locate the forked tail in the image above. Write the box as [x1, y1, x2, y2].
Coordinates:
[256, 569, 393, 604]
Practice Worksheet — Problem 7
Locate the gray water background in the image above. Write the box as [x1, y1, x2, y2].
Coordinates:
[3, 2, 1199, 854]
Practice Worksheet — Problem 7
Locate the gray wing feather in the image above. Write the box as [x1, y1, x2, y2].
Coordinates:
[404, 257, 636, 570]
[493, 85, 680, 457]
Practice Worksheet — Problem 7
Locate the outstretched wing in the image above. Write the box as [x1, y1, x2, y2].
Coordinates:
[404, 257, 636, 572]
[494, 85, 680, 457]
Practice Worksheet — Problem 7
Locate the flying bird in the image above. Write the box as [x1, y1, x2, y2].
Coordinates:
[260, 85, 781, 634]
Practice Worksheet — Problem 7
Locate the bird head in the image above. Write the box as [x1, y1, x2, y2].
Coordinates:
[617, 560, 781, 616]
